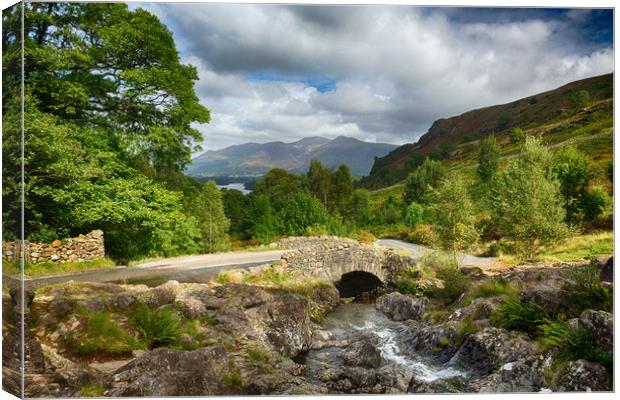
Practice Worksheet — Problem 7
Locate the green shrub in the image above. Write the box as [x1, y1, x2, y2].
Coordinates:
[580, 185, 611, 221]
[491, 297, 548, 335]
[455, 317, 480, 346]
[130, 304, 181, 348]
[432, 265, 470, 303]
[406, 224, 437, 246]
[563, 264, 612, 314]
[539, 320, 612, 367]
[404, 202, 424, 228]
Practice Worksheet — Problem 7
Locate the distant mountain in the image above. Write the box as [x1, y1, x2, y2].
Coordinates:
[186, 136, 398, 177]
[359, 73, 613, 188]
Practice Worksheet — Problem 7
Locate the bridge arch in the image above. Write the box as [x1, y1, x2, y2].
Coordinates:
[335, 270, 383, 298]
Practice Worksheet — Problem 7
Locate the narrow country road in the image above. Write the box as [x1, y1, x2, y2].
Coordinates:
[377, 238, 497, 268]
[6, 249, 285, 290]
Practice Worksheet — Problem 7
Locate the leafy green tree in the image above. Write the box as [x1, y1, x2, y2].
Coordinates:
[349, 189, 370, 226]
[477, 135, 500, 183]
[377, 195, 402, 225]
[403, 158, 445, 204]
[432, 175, 478, 259]
[22, 2, 210, 169]
[509, 127, 526, 144]
[254, 168, 307, 205]
[580, 185, 611, 221]
[222, 189, 251, 239]
[307, 159, 332, 208]
[553, 146, 591, 221]
[276, 193, 329, 236]
[247, 194, 277, 244]
[490, 137, 568, 259]
[329, 164, 353, 215]
[192, 182, 230, 253]
[404, 202, 424, 228]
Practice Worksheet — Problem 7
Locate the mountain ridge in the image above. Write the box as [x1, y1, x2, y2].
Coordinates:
[359, 73, 613, 188]
[187, 136, 398, 177]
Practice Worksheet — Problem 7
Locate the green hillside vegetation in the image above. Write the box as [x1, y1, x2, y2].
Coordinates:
[361, 74, 612, 188]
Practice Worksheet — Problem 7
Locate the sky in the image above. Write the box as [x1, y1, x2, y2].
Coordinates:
[132, 3, 613, 153]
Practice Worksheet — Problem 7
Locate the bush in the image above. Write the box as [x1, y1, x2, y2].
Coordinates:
[406, 224, 437, 246]
[490, 297, 548, 335]
[130, 304, 181, 348]
[539, 320, 612, 367]
[349, 230, 375, 245]
[404, 202, 424, 228]
[433, 266, 469, 303]
[276, 192, 329, 236]
[580, 185, 611, 221]
[509, 127, 525, 143]
[395, 268, 425, 296]
[562, 264, 612, 314]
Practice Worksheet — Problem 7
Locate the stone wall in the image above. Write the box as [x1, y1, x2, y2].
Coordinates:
[275, 236, 414, 284]
[2, 230, 105, 264]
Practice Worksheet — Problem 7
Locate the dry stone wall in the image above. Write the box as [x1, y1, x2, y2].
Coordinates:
[275, 236, 414, 284]
[2, 230, 105, 264]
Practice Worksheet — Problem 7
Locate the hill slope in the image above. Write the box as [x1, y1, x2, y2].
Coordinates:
[360, 73, 613, 188]
[187, 136, 398, 177]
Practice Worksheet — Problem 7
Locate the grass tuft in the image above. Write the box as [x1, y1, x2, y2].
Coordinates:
[130, 304, 181, 348]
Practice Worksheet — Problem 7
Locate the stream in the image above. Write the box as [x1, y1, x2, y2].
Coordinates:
[299, 303, 468, 391]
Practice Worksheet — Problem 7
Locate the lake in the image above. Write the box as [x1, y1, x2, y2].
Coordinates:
[216, 182, 251, 194]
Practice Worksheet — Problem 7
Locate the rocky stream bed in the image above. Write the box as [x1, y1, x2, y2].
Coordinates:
[2, 257, 614, 396]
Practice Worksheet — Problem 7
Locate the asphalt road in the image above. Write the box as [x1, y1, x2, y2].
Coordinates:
[376, 238, 497, 267]
[5, 249, 285, 290]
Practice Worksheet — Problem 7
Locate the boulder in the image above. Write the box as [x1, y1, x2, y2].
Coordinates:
[553, 360, 611, 392]
[48, 298, 74, 318]
[375, 292, 428, 321]
[450, 327, 535, 377]
[469, 359, 543, 393]
[596, 256, 613, 283]
[578, 309, 613, 356]
[106, 346, 240, 396]
[342, 339, 382, 369]
[520, 285, 567, 315]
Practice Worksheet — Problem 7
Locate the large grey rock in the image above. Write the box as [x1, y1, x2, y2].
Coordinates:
[342, 339, 382, 369]
[553, 360, 611, 392]
[469, 358, 543, 393]
[450, 327, 535, 378]
[596, 255, 613, 283]
[578, 309, 613, 356]
[376, 292, 428, 321]
[106, 346, 239, 396]
[520, 285, 567, 316]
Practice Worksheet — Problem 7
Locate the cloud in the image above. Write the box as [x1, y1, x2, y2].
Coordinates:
[137, 4, 614, 153]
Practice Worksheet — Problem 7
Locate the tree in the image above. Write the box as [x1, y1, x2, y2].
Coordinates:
[21, 2, 210, 169]
[403, 158, 446, 204]
[553, 146, 591, 221]
[247, 194, 277, 244]
[222, 189, 251, 239]
[307, 159, 332, 208]
[377, 195, 402, 225]
[477, 135, 500, 183]
[276, 193, 329, 236]
[192, 182, 230, 253]
[349, 189, 370, 226]
[490, 137, 568, 259]
[329, 164, 353, 215]
[509, 127, 526, 144]
[580, 185, 611, 221]
[254, 168, 307, 205]
[432, 175, 478, 260]
[404, 202, 424, 228]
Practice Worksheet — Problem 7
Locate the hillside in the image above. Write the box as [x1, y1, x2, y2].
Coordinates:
[360, 73, 613, 188]
[186, 136, 398, 177]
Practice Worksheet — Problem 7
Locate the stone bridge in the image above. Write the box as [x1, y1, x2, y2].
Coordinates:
[275, 237, 415, 292]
